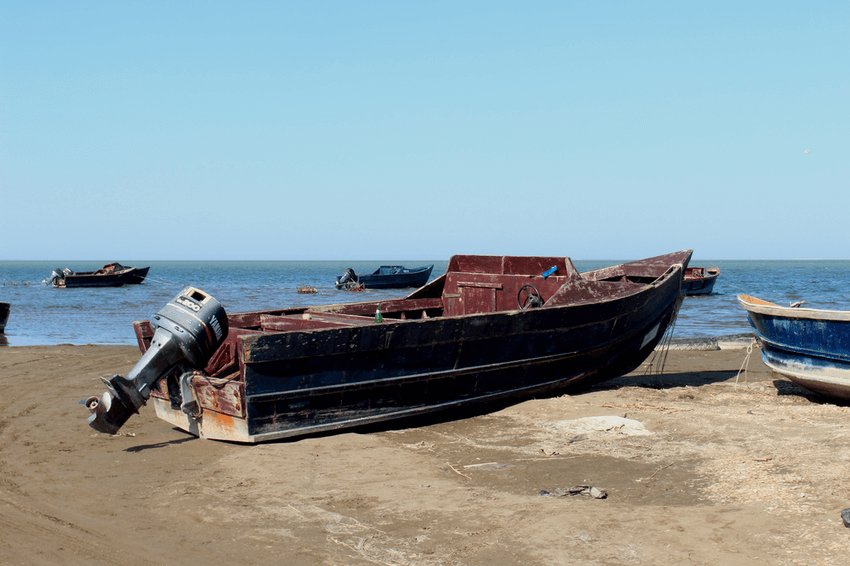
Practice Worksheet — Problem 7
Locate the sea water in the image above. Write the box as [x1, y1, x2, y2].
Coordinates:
[1, 259, 849, 346]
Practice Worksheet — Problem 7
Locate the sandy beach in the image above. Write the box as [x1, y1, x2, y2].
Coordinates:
[1, 342, 849, 565]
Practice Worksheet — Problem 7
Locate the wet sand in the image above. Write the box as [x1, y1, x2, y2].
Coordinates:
[1, 343, 849, 565]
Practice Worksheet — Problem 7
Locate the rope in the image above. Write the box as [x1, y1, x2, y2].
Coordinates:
[643, 293, 683, 377]
[140, 275, 182, 286]
[735, 338, 757, 386]
[199, 371, 241, 389]
[724, 282, 754, 295]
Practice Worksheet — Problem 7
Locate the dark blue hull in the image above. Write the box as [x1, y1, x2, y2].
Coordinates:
[739, 294, 850, 400]
[356, 265, 434, 289]
[63, 270, 137, 287]
[51, 263, 148, 288]
[682, 277, 717, 295]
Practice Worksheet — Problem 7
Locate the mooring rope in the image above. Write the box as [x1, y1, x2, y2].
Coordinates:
[139, 275, 182, 286]
[643, 292, 683, 377]
[735, 337, 758, 386]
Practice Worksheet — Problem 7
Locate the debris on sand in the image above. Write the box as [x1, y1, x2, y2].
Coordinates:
[540, 486, 608, 499]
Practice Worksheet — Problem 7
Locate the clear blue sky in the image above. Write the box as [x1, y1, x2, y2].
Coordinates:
[2, 2, 847, 261]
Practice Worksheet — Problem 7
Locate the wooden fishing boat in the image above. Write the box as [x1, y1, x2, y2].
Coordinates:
[682, 266, 719, 295]
[739, 294, 850, 400]
[0, 302, 9, 334]
[49, 263, 148, 288]
[85, 250, 692, 443]
[335, 265, 433, 289]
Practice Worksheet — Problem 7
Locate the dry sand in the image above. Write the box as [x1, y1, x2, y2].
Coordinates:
[2, 342, 850, 565]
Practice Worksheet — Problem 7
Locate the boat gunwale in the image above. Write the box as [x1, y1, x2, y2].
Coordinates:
[738, 294, 850, 322]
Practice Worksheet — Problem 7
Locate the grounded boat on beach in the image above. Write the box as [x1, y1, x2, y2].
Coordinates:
[0, 302, 9, 333]
[739, 294, 850, 400]
[48, 263, 149, 288]
[83, 250, 692, 443]
[682, 266, 719, 295]
[336, 265, 433, 290]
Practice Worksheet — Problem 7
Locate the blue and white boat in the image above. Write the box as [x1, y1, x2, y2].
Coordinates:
[738, 294, 850, 400]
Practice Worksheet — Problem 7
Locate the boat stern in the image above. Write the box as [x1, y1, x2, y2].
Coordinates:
[152, 397, 253, 442]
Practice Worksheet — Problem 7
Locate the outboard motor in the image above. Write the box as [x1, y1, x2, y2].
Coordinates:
[335, 268, 357, 289]
[48, 269, 65, 286]
[83, 287, 228, 435]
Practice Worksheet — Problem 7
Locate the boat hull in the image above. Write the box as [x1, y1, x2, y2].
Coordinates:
[739, 294, 850, 400]
[0, 302, 9, 334]
[127, 266, 150, 284]
[52, 263, 148, 288]
[62, 269, 136, 287]
[357, 265, 433, 289]
[682, 267, 719, 295]
[152, 307, 675, 443]
[139, 252, 689, 443]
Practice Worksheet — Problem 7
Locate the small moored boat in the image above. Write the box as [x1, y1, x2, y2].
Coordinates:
[739, 294, 850, 400]
[336, 265, 434, 290]
[83, 250, 692, 443]
[682, 266, 719, 295]
[48, 263, 149, 288]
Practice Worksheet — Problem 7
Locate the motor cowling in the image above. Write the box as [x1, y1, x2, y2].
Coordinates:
[83, 287, 228, 435]
[335, 268, 357, 289]
[48, 268, 66, 286]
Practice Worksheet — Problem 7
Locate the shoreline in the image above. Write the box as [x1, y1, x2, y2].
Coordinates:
[1, 344, 848, 565]
[665, 332, 755, 350]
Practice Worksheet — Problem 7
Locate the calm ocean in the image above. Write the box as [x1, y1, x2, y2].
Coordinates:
[2, 259, 850, 346]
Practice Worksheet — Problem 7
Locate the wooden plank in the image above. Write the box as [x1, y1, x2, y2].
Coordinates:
[310, 313, 376, 325]
[324, 297, 444, 317]
[260, 316, 347, 332]
[457, 281, 504, 289]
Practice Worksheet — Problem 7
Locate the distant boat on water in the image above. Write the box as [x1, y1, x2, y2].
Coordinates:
[335, 265, 434, 290]
[682, 266, 719, 295]
[48, 263, 150, 288]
